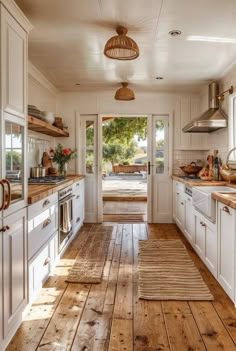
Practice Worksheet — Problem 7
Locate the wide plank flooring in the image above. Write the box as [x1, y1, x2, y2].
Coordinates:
[7, 223, 236, 351]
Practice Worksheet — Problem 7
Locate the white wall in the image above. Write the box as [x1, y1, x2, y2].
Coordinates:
[27, 62, 58, 175]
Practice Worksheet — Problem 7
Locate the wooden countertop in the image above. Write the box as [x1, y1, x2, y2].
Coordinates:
[28, 175, 85, 205]
[172, 175, 227, 186]
[212, 192, 236, 209]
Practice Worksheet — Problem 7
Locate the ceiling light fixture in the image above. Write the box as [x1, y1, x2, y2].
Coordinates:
[104, 26, 139, 60]
[114, 82, 135, 101]
[169, 30, 182, 37]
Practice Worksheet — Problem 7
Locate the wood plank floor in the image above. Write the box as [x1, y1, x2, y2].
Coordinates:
[7, 223, 236, 351]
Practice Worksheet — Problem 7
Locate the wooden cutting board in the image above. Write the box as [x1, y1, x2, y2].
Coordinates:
[42, 152, 52, 174]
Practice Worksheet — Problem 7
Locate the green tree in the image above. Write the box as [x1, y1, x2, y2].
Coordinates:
[103, 118, 147, 145]
[102, 144, 124, 165]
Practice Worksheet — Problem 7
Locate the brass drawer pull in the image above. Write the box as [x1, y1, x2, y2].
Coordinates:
[76, 183, 80, 187]
[43, 199, 50, 207]
[76, 217, 80, 223]
[223, 206, 230, 214]
[43, 218, 51, 228]
[181, 202, 184, 205]
[44, 257, 51, 266]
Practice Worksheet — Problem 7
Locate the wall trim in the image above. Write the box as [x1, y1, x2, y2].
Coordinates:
[28, 61, 59, 96]
[0, 0, 33, 32]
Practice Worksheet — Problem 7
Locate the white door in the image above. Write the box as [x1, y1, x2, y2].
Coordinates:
[78, 114, 101, 223]
[148, 115, 173, 223]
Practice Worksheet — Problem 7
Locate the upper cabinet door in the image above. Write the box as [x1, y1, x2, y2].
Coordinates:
[1, 6, 27, 118]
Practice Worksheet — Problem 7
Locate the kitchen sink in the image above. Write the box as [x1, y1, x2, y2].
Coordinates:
[192, 186, 236, 222]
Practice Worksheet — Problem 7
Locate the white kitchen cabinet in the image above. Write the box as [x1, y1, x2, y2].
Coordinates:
[174, 96, 209, 150]
[72, 178, 85, 235]
[28, 193, 59, 303]
[2, 208, 27, 346]
[218, 202, 235, 301]
[175, 182, 185, 231]
[28, 231, 58, 304]
[1, 5, 27, 118]
[172, 180, 177, 221]
[184, 193, 195, 246]
[194, 209, 217, 278]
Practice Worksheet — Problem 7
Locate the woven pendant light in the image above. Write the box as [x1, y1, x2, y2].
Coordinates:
[114, 82, 135, 101]
[104, 26, 139, 60]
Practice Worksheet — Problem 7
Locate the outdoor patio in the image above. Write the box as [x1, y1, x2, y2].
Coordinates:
[102, 174, 147, 199]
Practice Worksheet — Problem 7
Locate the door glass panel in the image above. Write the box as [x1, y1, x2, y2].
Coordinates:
[86, 121, 94, 147]
[86, 150, 94, 174]
[155, 120, 165, 174]
[5, 121, 24, 203]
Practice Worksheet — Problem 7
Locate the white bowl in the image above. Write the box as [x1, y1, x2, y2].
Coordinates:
[44, 115, 55, 124]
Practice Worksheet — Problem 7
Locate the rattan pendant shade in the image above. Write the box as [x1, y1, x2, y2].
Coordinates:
[114, 82, 135, 101]
[104, 26, 139, 60]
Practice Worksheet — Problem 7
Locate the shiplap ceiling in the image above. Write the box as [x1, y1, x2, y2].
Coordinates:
[15, 0, 236, 92]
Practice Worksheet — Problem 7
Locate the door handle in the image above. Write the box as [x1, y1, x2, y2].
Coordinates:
[2, 179, 11, 210]
[148, 161, 151, 175]
[0, 180, 5, 211]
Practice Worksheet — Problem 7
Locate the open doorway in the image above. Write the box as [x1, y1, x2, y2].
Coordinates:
[101, 116, 148, 222]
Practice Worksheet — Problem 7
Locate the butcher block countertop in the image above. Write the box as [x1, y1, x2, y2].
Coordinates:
[28, 175, 85, 205]
[212, 192, 236, 209]
[172, 175, 227, 186]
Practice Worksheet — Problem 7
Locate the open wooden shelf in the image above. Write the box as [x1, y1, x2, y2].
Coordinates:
[28, 115, 69, 137]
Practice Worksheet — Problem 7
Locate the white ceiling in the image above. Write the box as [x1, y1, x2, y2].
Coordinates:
[15, 0, 236, 93]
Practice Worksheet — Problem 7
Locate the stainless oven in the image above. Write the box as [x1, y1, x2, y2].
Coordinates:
[58, 185, 73, 252]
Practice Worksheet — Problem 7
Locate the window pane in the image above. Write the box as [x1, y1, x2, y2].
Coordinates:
[156, 120, 165, 148]
[86, 121, 94, 147]
[86, 149, 94, 174]
[156, 150, 164, 174]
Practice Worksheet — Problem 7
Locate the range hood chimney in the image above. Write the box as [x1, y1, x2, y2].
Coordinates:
[182, 82, 228, 133]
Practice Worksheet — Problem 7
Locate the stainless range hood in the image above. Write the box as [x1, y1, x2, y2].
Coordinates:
[182, 82, 227, 133]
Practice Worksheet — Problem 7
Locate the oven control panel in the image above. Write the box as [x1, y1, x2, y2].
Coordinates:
[59, 186, 73, 200]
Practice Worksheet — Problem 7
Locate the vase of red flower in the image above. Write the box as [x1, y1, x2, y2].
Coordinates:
[49, 144, 76, 176]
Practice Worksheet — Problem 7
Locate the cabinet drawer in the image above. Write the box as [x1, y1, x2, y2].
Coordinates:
[28, 193, 58, 220]
[28, 204, 58, 259]
[28, 244, 50, 303]
[72, 180, 83, 195]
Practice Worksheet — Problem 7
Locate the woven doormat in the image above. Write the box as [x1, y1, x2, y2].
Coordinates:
[66, 226, 113, 283]
[138, 239, 213, 301]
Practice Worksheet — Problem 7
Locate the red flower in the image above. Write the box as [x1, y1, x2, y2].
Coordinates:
[62, 148, 72, 155]
[49, 148, 54, 153]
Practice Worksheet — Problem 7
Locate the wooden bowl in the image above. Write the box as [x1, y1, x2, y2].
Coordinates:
[220, 169, 236, 182]
[180, 165, 202, 174]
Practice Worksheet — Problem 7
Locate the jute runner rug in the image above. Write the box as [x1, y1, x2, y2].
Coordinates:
[66, 226, 113, 283]
[138, 239, 213, 300]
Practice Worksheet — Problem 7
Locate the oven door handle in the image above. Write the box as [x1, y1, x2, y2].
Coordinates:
[59, 194, 74, 206]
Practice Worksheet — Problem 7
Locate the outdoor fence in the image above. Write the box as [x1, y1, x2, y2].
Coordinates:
[112, 164, 147, 174]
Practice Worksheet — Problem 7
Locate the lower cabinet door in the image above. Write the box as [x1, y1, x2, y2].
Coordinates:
[184, 195, 195, 245]
[28, 243, 50, 303]
[218, 203, 235, 301]
[195, 214, 205, 259]
[3, 208, 27, 338]
[205, 221, 217, 278]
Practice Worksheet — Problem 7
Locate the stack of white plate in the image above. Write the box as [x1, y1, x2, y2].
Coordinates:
[42, 111, 55, 124]
[28, 105, 44, 119]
